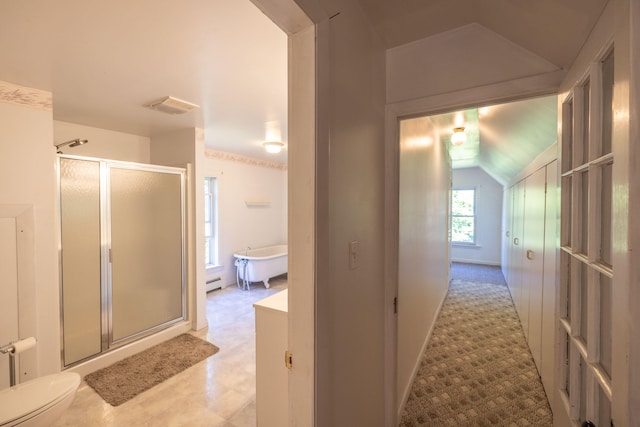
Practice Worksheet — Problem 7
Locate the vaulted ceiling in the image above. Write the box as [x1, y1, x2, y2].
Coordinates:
[357, 0, 608, 70]
[374, 0, 607, 183]
[427, 95, 558, 185]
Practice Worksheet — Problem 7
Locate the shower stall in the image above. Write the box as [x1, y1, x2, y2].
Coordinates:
[58, 155, 186, 367]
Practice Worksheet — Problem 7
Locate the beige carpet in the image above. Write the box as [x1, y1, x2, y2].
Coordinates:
[84, 333, 219, 406]
[400, 279, 553, 426]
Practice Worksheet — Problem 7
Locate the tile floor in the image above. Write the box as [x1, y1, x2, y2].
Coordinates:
[53, 276, 288, 427]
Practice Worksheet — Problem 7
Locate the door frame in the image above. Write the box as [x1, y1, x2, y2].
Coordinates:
[248, 1, 317, 424]
[386, 72, 561, 423]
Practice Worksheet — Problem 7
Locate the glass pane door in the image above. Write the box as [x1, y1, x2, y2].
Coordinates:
[559, 47, 614, 427]
[109, 166, 185, 343]
[60, 158, 102, 365]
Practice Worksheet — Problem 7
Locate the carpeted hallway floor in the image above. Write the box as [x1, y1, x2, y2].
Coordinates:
[400, 263, 553, 426]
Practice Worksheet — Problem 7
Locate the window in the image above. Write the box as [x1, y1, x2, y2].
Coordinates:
[451, 188, 476, 244]
[204, 177, 218, 266]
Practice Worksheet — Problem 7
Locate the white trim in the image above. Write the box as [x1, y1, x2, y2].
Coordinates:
[246, 1, 318, 424]
[451, 258, 500, 266]
[386, 71, 565, 425]
[384, 93, 400, 426]
[204, 176, 218, 267]
[387, 71, 564, 120]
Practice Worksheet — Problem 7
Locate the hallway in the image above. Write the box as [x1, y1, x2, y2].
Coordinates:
[400, 263, 553, 426]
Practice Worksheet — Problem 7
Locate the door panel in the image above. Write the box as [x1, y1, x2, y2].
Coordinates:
[522, 167, 546, 367]
[110, 167, 184, 343]
[558, 46, 615, 426]
[510, 182, 524, 315]
[59, 157, 186, 364]
[59, 158, 102, 366]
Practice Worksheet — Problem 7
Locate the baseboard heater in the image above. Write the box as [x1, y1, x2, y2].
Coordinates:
[206, 277, 223, 292]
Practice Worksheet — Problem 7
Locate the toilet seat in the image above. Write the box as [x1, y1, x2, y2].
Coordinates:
[0, 372, 80, 426]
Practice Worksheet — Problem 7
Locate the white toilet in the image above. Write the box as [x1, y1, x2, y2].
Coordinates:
[0, 372, 81, 426]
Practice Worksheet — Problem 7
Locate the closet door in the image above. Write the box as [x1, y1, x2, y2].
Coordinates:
[522, 166, 547, 367]
[503, 187, 513, 285]
[510, 182, 525, 317]
[109, 166, 185, 344]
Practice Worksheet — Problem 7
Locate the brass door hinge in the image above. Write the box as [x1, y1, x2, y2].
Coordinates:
[285, 350, 293, 369]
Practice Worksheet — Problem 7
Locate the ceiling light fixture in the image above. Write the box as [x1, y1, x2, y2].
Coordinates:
[451, 127, 466, 146]
[143, 96, 199, 114]
[263, 141, 284, 154]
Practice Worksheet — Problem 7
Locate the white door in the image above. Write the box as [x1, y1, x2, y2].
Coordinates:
[510, 181, 525, 316]
[557, 46, 615, 427]
[522, 166, 547, 368]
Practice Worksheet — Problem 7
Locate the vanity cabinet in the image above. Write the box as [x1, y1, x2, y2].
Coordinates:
[254, 289, 288, 426]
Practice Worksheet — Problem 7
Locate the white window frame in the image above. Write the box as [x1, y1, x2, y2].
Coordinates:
[451, 187, 476, 245]
[204, 176, 218, 267]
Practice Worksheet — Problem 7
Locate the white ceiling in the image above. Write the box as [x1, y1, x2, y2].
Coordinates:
[429, 95, 558, 184]
[357, 0, 609, 70]
[0, 0, 288, 163]
[0, 0, 607, 177]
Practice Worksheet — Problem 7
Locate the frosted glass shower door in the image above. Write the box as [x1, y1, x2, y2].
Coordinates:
[109, 166, 185, 343]
[60, 158, 102, 366]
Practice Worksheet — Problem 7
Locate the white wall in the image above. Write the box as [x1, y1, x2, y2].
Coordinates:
[0, 82, 58, 379]
[397, 116, 451, 414]
[150, 128, 207, 331]
[305, 1, 387, 425]
[451, 167, 503, 265]
[386, 24, 564, 104]
[53, 121, 150, 163]
[202, 150, 287, 288]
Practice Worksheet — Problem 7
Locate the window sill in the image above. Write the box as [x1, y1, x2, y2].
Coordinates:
[452, 243, 482, 248]
[206, 264, 224, 271]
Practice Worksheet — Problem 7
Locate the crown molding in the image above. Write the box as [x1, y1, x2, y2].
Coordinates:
[205, 149, 287, 171]
[0, 80, 52, 112]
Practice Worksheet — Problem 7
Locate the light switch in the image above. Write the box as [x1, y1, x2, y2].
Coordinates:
[349, 240, 359, 270]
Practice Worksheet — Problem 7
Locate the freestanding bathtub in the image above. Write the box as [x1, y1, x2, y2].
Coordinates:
[233, 244, 288, 289]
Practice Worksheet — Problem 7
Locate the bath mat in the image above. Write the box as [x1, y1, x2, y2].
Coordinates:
[84, 334, 219, 406]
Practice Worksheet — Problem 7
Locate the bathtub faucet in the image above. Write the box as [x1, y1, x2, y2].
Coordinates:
[245, 246, 251, 256]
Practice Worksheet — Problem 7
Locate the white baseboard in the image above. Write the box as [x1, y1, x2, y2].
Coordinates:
[451, 257, 501, 266]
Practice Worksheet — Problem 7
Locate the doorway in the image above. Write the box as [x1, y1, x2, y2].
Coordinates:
[394, 94, 559, 420]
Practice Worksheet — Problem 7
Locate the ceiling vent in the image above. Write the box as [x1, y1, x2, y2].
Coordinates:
[143, 96, 199, 114]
